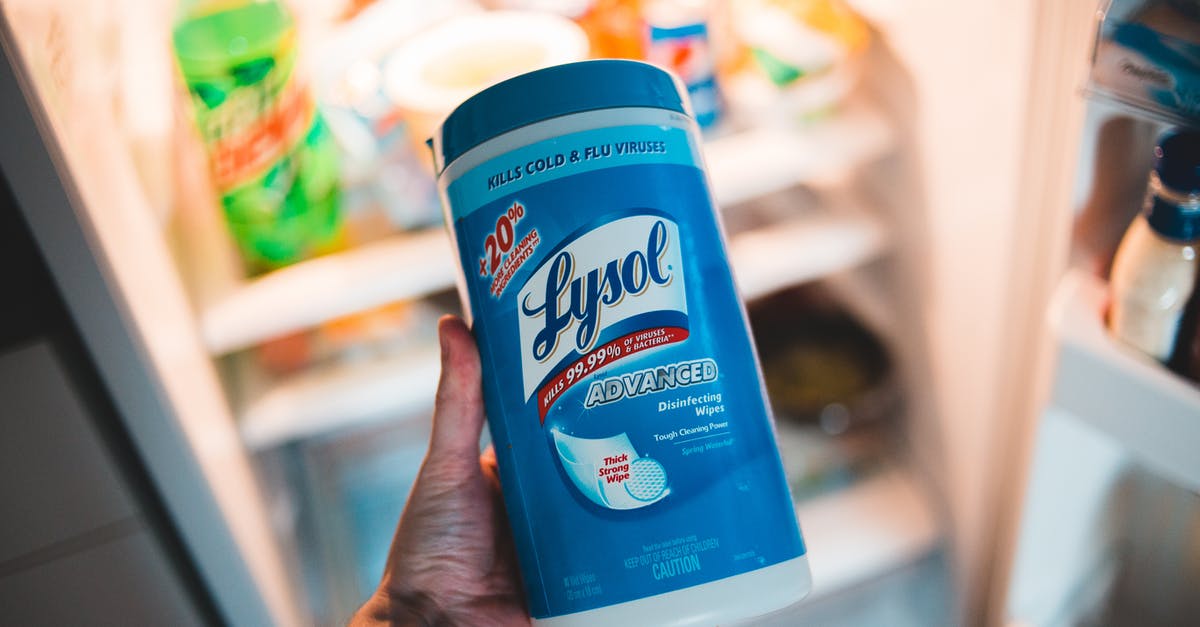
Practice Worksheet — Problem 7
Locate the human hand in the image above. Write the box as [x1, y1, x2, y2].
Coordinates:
[350, 316, 530, 627]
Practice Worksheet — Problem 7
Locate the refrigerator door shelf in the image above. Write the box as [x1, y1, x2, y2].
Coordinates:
[199, 103, 894, 356]
[1048, 270, 1200, 494]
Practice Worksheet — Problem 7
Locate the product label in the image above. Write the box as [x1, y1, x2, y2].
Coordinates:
[184, 45, 315, 192]
[1092, 21, 1200, 120]
[646, 22, 722, 127]
[446, 122, 804, 619]
[517, 214, 688, 413]
[208, 79, 315, 190]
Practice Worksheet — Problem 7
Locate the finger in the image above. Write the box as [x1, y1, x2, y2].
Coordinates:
[481, 443, 497, 465]
[429, 315, 486, 459]
[480, 445, 501, 492]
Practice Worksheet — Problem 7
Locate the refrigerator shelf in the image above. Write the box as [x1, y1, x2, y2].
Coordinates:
[241, 362, 943, 595]
[201, 229, 455, 356]
[731, 212, 888, 303]
[205, 213, 887, 358]
[240, 344, 441, 450]
[1048, 270, 1200, 493]
[705, 99, 895, 207]
[235, 213, 887, 450]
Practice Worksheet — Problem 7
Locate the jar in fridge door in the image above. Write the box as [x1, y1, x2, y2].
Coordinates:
[1109, 129, 1200, 362]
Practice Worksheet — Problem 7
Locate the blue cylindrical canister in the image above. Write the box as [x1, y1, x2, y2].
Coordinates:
[430, 60, 810, 626]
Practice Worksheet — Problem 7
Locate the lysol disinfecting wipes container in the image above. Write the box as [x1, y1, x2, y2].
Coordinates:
[430, 60, 811, 626]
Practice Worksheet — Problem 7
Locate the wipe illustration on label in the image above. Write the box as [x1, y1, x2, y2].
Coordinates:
[517, 213, 689, 419]
[552, 430, 670, 509]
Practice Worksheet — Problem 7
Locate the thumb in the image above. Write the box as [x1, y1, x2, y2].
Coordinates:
[429, 315, 486, 459]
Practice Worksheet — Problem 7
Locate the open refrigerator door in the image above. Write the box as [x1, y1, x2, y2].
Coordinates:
[0, 0, 305, 624]
[990, 1, 1200, 625]
[0, 0, 1075, 624]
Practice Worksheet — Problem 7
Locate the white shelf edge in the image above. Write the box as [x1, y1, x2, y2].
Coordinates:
[205, 209, 886, 357]
[798, 466, 941, 601]
[200, 104, 894, 356]
[706, 99, 894, 208]
[1048, 270, 1200, 493]
[201, 230, 457, 355]
[731, 212, 888, 302]
[240, 345, 440, 450]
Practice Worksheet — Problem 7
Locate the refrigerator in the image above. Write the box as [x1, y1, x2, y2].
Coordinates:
[0, 0, 1196, 625]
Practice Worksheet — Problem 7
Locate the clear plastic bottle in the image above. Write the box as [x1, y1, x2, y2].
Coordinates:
[1109, 129, 1200, 361]
[172, 0, 343, 275]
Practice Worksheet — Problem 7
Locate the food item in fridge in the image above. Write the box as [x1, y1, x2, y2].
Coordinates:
[723, 0, 869, 118]
[173, 0, 344, 275]
[1089, 0, 1200, 124]
[492, 0, 647, 59]
[1109, 129, 1200, 361]
[430, 60, 810, 624]
[751, 285, 899, 435]
[311, 1, 479, 234]
[382, 10, 589, 158]
[255, 329, 313, 375]
[577, 0, 647, 59]
[642, 0, 723, 128]
[253, 300, 434, 376]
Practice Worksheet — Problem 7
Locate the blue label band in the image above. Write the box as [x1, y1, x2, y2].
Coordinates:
[446, 123, 804, 619]
[447, 125, 703, 220]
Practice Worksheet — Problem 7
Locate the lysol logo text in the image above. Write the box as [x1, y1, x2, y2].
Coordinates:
[517, 215, 688, 400]
[522, 220, 672, 360]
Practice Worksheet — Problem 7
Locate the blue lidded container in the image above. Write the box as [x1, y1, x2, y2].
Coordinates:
[430, 60, 810, 626]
